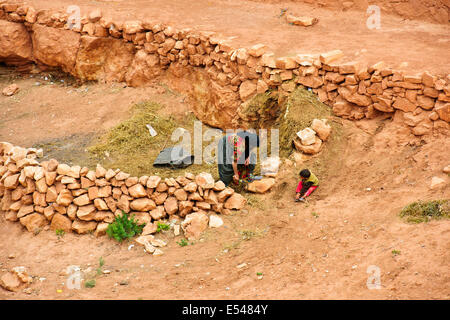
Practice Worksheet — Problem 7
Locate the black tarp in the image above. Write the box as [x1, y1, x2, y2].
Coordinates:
[153, 146, 194, 169]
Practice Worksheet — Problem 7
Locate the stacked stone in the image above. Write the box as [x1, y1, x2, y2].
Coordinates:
[0, 2, 448, 134]
[0, 142, 246, 237]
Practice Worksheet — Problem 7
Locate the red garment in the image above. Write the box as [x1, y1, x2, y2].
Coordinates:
[296, 181, 318, 197]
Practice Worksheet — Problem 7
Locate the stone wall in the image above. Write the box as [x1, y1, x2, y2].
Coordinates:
[0, 142, 246, 238]
[0, 1, 449, 133]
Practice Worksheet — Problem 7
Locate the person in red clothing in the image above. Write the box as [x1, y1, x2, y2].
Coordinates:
[295, 169, 319, 202]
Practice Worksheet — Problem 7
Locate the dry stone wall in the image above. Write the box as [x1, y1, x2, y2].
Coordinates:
[0, 142, 247, 237]
[0, 1, 449, 133]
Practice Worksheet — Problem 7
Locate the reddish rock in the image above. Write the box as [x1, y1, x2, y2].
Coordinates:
[50, 213, 72, 232]
[0, 20, 32, 66]
[181, 211, 209, 240]
[31, 24, 80, 74]
[74, 36, 135, 82]
[19, 213, 47, 233]
[224, 193, 247, 210]
[72, 220, 97, 234]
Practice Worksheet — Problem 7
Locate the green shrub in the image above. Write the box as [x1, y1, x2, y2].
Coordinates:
[84, 279, 96, 288]
[400, 200, 449, 223]
[106, 212, 145, 242]
[177, 239, 189, 247]
[156, 221, 170, 233]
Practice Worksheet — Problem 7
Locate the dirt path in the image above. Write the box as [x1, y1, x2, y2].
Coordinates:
[15, 0, 450, 75]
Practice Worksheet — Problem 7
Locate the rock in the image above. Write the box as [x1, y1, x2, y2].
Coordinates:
[181, 212, 209, 240]
[153, 248, 164, 256]
[94, 222, 109, 237]
[4, 174, 20, 189]
[72, 220, 97, 234]
[2, 84, 19, 96]
[142, 221, 158, 235]
[178, 201, 194, 217]
[286, 14, 318, 27]
[213, 181, 226, 192]
[239, 80, 257, 101]
[224, 193, 247, 210]
[435, 101, 449, 123]
[19, 213, 47, 233]
[128, 184, 147, 198]
[443, 165, 450, 174]
[0, 20, 32, 66]
[293, 136, 323, 155]
[248, 44, 266, 57]
[73, 194, 91, 206]
[184, 181, 198, 193]
[311, 119, 332, 141]
[146, 176, 161, 189]
[31, 24, 80, 74]
[296, 128, 317, 146]
[130, 212, 151, 225]
[130, 198, 156, 211]
[195, 173, 215, 189]
[149, 206, 166, 220]
[88, 9, 102, 23]
[17, 205, 34, 218]
[174, 188, 188, 201]
[115, 171, 130, 181]
[247, 178, 276, 193]
[0, 272, 21, 292]
[320, 50, 344, 65]
[430, 177, 447, 190]
[209, 214, 224, 228]
[56, 189, 73, 207]
[164, 197, 178, 215]
[94, 198, 109, 211]
[50, 213, 72, 232]
[76, 204, 97, 221]
[217, 187, 235, 202]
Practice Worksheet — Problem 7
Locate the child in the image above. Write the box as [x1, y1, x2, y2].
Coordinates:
[295, 169, 319, 202]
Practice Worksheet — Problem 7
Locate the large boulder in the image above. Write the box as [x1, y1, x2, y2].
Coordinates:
[31, 24, 80, 74]
[74, 35, 135, 82]
[0, 20, 32, 65]
[125, 50, 161, 86]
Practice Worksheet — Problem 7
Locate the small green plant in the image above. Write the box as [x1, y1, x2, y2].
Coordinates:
[400, 200, 449, 223]
[311, 212, 319, 218]
[156, 222, 170, 233]
[84, 279, 96, 288]
[99, 257, 105, 267]
[177, 239, 189, 247]
[392, 250, 401, 256]
[106, 212, 145, 242]
[55, 229, 65, 237]
[256, 272, 263, 276]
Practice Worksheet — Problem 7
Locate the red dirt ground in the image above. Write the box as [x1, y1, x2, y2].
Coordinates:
[0, 74, 449, 300]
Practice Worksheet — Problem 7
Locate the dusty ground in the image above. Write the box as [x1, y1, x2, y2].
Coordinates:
[1, 0, 449, 300]
[10, 0, 450, 75]
[1, 71, 449, 300]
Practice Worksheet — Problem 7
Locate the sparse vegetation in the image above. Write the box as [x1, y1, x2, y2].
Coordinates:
[87, 101, 217, 178]
[392, 250, 401, 256]
[106, 212, 145, 242]
[84, 279, 96, 288]
[55, 229, 65, 237]
[400, 200, 449, 223]
[177, 238, 189, 247]
[156, 221, 170, 233]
